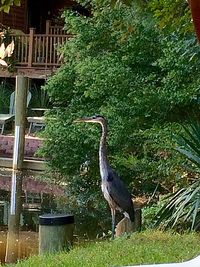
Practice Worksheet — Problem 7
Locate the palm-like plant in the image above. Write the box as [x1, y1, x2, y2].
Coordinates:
[155, 121, 200, 231]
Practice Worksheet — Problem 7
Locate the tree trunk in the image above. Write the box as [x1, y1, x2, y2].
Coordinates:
[189, 0, 200, 43]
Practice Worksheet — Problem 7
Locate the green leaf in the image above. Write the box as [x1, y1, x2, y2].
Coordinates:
[14, 0, 21, 6]
[191, 196, 200, 230]
[2, 4, 10, 13]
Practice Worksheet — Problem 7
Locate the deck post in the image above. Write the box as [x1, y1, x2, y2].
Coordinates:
[39, 214, 74, 254]
[45, 33, 49, 66]
[5, 76, 29, 264]
[46, 20, 51, 34]
[28, 28, 35, 67]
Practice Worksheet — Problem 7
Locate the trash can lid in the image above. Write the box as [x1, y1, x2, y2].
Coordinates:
[39, 214, 74, 226]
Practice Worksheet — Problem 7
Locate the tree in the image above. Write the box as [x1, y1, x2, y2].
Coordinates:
[0, 0, 21, 13]
[148, 0, 192, 34]
[41, 0, 200, 231]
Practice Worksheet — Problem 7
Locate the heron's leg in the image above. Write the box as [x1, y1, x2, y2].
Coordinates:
[111, 208, 116, 239]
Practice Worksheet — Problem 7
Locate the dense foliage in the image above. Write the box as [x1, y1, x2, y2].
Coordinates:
[42, 0, 200, 230]
[0, 0, 20, 13]
[0, 79, 13, 112]
[155, 121, 200, 231]
[148, 0, 192, 34]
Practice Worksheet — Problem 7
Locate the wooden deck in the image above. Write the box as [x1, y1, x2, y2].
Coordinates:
[0, 135, 45, 170]
[0, 21, 70, 79]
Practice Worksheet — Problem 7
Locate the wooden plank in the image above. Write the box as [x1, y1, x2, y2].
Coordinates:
[0, 68, 53, 79]
[0, 158, 46, 171]
[28, 28, 35, 67]
[25, 36, 28, 62]
[1, 0, 27, 33]
[49, 36, 52, 64]
[24, 160, 46, 171]
[45, 35, 49, 66]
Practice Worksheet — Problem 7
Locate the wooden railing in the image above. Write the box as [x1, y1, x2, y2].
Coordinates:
[46, 20, 67, 35]
[11, 26, 70, 69]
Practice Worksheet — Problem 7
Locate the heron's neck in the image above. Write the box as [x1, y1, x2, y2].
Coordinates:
[99, 121, 109, 181]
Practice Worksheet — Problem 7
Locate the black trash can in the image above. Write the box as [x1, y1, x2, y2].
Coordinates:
[39, 214, 74, 254]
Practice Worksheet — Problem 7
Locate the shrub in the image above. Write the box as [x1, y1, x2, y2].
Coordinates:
[42, 0, 200, 225]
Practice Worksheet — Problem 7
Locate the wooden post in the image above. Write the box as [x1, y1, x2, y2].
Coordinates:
[45, 20, 51, 67]
[45, 36, 49, 66]
[28, 28, 35, 67]
[5, 76, 29, 264]
[46, 20, 51, 34]
[39, 214, 74, 254]
[115, 217, 133, 237]
[134, 208, 142, 232]
[115, 209, 142, 237]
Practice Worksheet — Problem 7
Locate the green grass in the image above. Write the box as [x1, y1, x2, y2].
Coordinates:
[9, 231, 200, 267]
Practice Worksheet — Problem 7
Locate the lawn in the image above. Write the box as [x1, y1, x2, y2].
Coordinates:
[7, 230, 200, 267]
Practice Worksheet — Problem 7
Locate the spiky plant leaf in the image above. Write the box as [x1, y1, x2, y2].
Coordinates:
[155, 121, 200, 230]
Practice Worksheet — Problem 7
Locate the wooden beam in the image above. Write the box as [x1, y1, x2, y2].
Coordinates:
[28, 28, 35, 67]
[5, 76, 29, 263]
[0, 67, 53, 79]
[24, 159, 46, 171]
[0, 158, 46, 171]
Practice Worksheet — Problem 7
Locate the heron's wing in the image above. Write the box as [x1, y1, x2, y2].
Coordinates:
[107, 168, 135, 221]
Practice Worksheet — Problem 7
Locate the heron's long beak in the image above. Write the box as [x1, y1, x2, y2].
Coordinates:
[73, 117, 91, 123]
[74, 116, 98, 123]
[73, 118, 84, 123]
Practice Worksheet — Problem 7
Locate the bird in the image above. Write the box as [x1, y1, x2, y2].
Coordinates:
[74, 115, 135, 239]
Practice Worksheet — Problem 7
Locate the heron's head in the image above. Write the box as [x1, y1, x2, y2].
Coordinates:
[74, 115, 106, 125]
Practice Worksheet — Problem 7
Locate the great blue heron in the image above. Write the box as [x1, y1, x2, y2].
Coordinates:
[74, 115, 135, 238]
